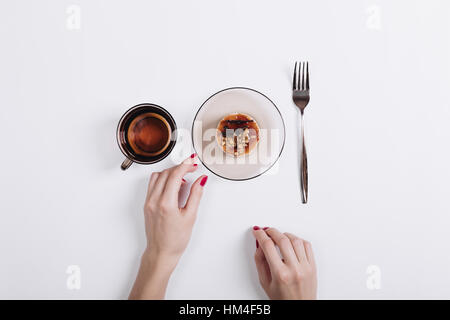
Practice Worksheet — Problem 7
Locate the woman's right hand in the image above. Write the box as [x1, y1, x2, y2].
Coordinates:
[252, 227, 317, 300]
[129, 154, 207, 300]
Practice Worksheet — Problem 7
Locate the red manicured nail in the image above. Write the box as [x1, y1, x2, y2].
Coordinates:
[190, 153, 196, 158]
[253, 226, 260, 230]
[263, 227, 269, 230]
[182, 178, 186, 183]
[193, 163, 198, 167]
[200, 176, 208, 186]
[256, 240, 259, 248]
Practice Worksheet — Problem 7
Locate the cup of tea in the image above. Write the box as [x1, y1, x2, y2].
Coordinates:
[116, 103, 177, 170]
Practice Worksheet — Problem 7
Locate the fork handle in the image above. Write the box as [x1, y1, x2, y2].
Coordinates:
[300, 113, 308, 203]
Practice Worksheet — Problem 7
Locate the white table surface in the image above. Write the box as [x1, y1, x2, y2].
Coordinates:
[1, 0, 450, 299]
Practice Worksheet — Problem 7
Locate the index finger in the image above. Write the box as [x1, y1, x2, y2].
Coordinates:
[161, 154, 198, 203]
[252, 228, 284, 271]
[145, 171, 160, 202]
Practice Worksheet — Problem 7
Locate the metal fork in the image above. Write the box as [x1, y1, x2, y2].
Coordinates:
[292, 61, 310, 203]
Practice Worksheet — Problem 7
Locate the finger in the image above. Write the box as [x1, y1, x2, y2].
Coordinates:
[162, 154, 198, 203]
[150, 169, 170, 200]
[254, 244, 271, 287]
[182, 175, 207, 216]
[303, 240, 316, 267]
[145, 172, 160, 201]
[285, 233, 308, 264]
[265, 228, 298, 266]
[252, 228, 284, 271]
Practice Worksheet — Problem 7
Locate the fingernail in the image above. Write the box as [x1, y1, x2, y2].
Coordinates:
[200, 176, 208, 186]
[190, 153, 196, 158]
[193, 163, 198, 167]
[253, 226, 260, 230]
[182, 178, 186, 183]
[263, 227, 269, 230]
[256, 240, 259, 248]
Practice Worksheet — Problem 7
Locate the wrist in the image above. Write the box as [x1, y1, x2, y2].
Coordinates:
[129, 250, 178, 300]
[142, 248, 179, 276]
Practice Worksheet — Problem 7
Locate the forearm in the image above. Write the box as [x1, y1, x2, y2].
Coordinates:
[130, 155, 205, 299]
[129, 250, 177, 300]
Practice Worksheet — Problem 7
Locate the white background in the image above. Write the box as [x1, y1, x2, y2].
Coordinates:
[0, 0, 449, 299]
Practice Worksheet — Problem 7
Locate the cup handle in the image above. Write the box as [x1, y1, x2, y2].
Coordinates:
[121, 158, 133, 170]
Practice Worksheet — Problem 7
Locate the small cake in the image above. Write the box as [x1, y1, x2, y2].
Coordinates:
[216, 113, 260, 157]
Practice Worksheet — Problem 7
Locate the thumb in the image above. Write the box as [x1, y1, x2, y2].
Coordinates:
[182, 175, 208, 216]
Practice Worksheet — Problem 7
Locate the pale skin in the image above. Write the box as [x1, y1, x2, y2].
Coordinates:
[129, 154, 317, 300]
[253, 226, 317, 299]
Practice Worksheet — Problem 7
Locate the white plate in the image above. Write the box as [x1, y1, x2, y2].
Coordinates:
[192, 87, 285, 180]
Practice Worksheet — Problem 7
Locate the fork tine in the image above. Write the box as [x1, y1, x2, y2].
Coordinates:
[306, 62, 309, 90]
[293, 62, 298, 90]
[298, 62, 302, 90]
[302, 62, 307, 90]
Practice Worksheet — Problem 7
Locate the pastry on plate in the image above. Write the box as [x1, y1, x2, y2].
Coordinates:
[216, 113, 260, 157]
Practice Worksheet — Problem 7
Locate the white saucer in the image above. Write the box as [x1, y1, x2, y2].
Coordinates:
[192, 87, 285, 180]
